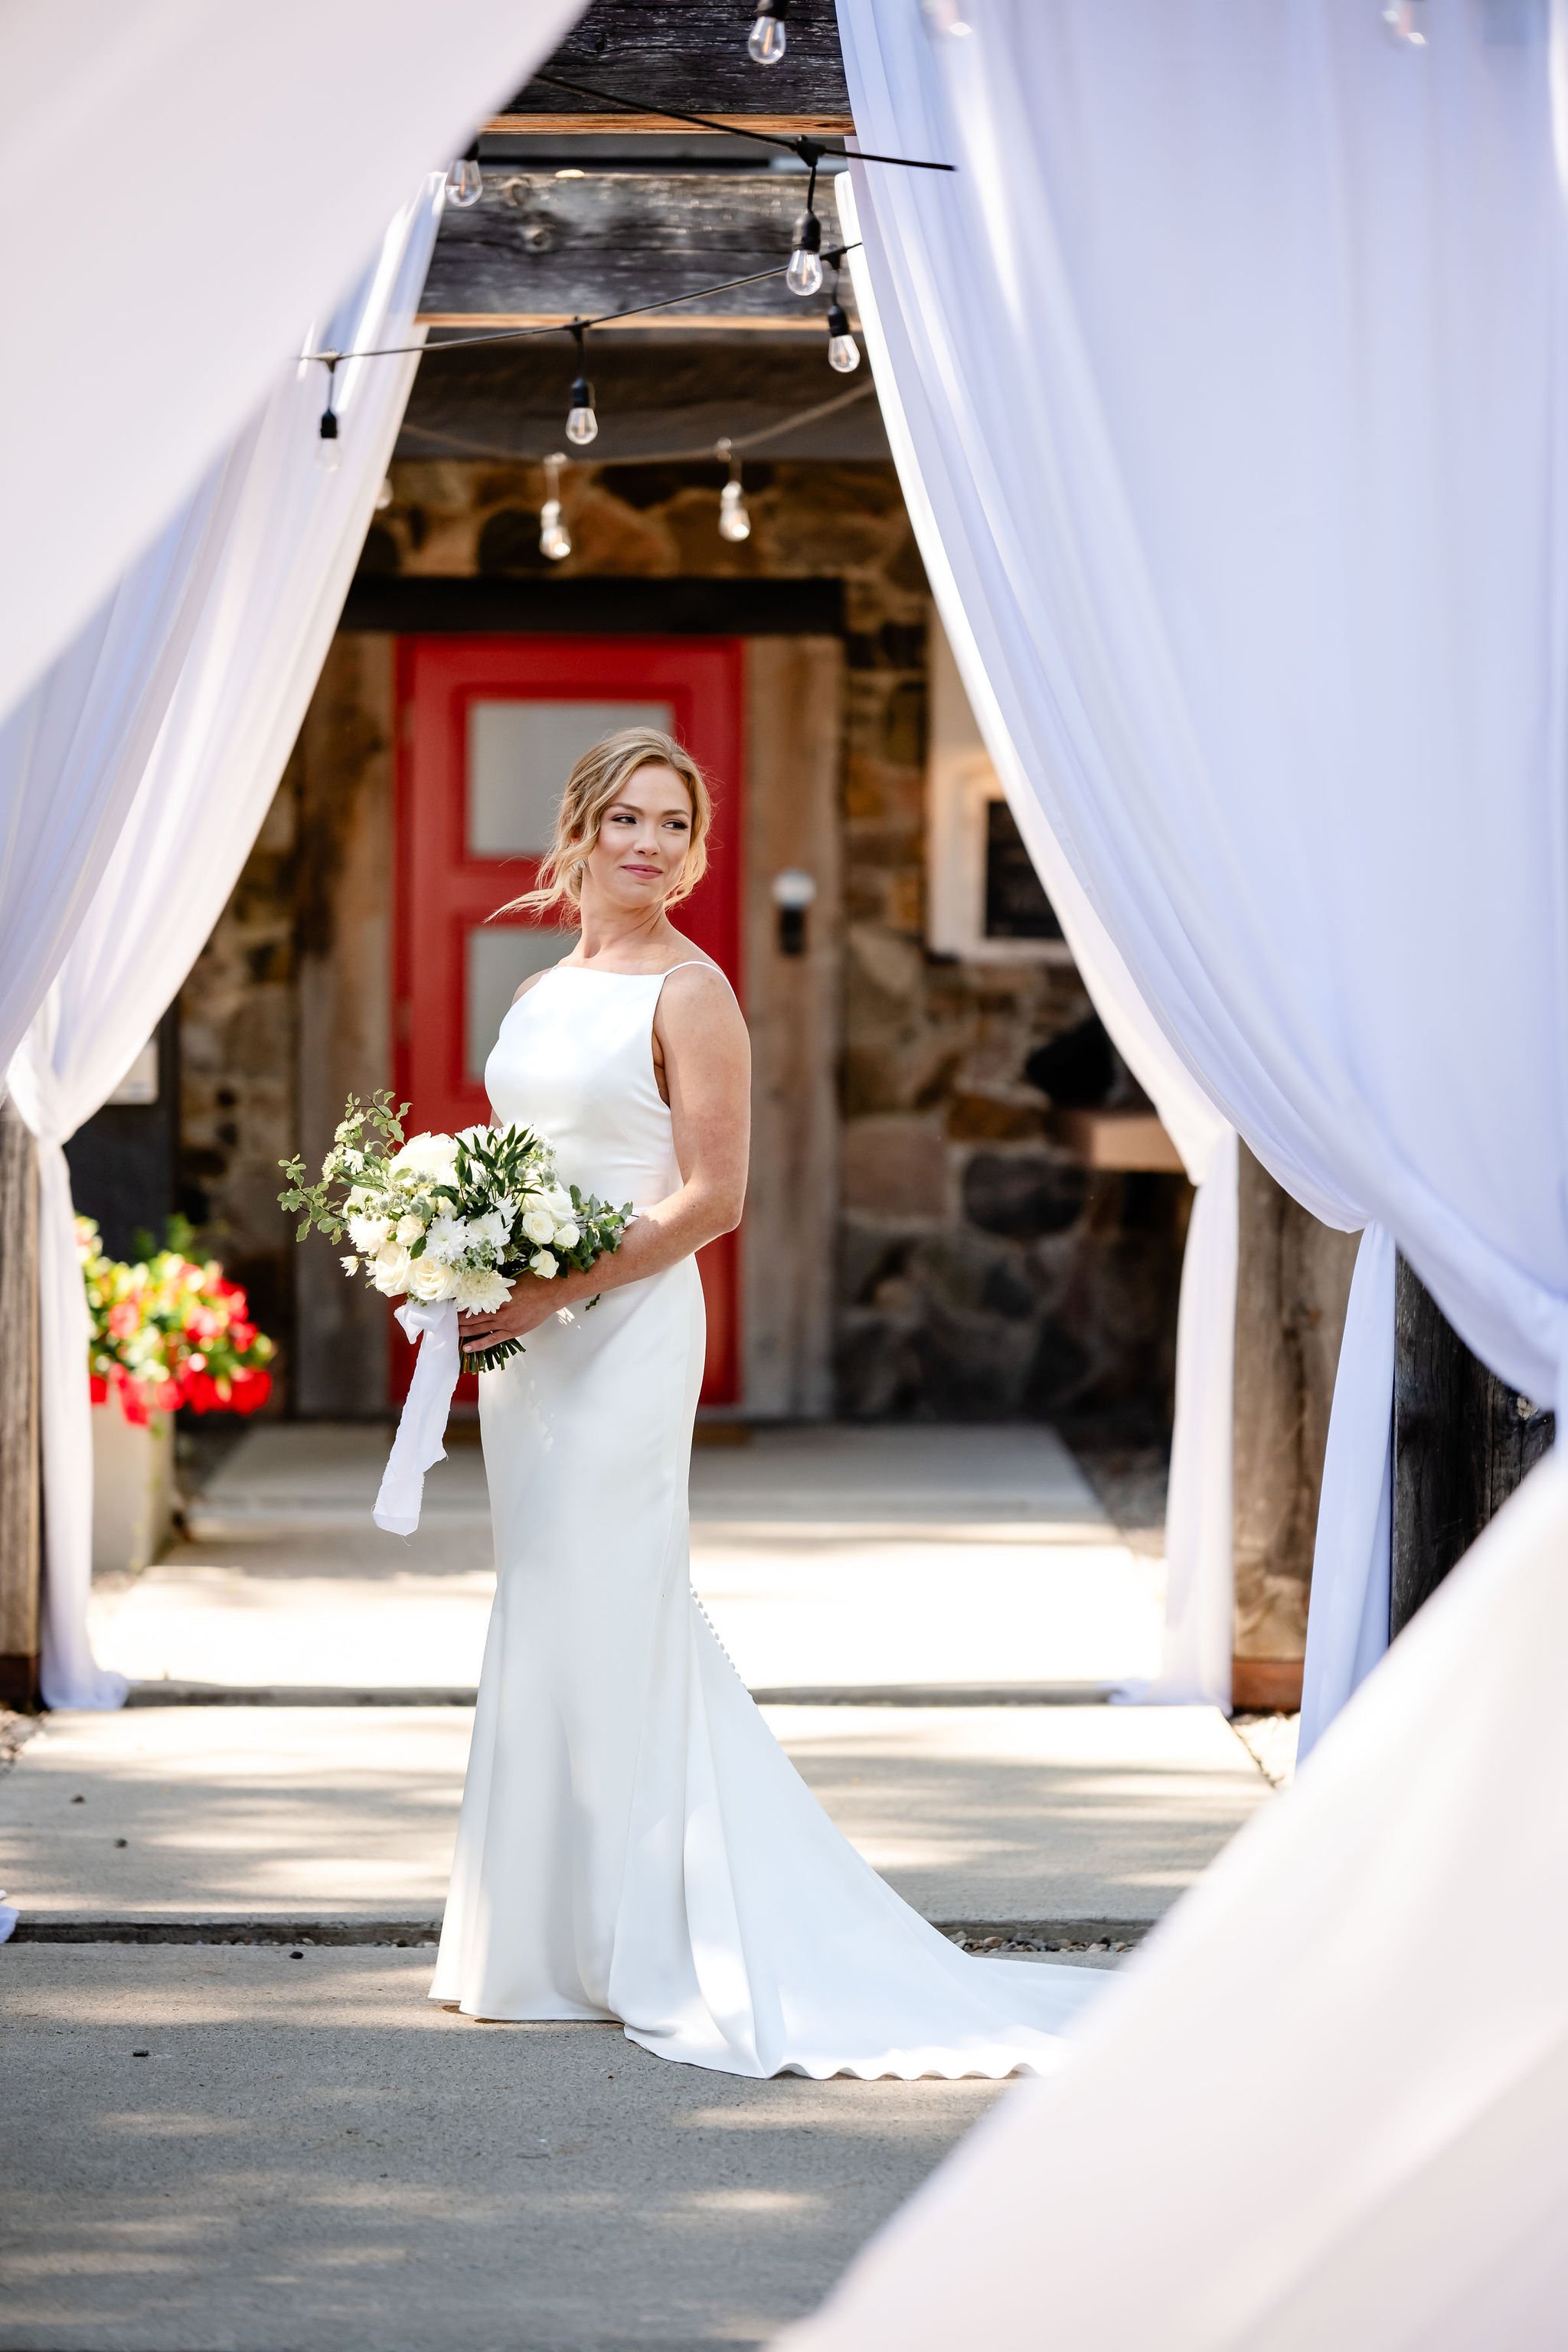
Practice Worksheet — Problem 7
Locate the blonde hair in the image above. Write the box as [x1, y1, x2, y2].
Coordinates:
[493, 726, 712, 924]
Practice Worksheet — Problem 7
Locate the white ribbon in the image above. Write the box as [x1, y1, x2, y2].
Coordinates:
[374, 1296, 461, 1536]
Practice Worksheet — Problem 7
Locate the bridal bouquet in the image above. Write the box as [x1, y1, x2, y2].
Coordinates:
[279, 1093, 631, 1374]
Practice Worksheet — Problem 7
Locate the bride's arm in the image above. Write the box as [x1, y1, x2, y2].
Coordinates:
[462, 965, 750, 1351]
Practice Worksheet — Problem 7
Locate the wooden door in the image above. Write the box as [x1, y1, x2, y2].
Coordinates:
[394, 635, 743, 1406]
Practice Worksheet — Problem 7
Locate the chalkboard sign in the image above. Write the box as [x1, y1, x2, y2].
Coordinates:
[984, 799, 1062, 940]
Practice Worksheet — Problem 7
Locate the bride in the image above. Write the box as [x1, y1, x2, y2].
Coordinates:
[432, 724, 1106, 2077]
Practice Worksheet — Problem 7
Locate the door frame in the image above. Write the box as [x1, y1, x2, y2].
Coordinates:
[393, 633, 745, 1405]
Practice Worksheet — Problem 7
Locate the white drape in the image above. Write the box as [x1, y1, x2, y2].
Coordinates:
[0, 0, 585, 730]
[841, 179, 1236, 1710]
[782, 1447, 1568, 2351]
[838, 0, 1568, 1748]
[6, 181, 443, 1710]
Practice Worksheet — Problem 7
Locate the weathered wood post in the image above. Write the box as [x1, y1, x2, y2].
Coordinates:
[1391, 1258, 1555, 1636]
[1231, 1145, 1359, 1708]
[0, 1094, 41, 1706]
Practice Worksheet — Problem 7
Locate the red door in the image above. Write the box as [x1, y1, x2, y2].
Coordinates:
[394, 635, 743, 1405]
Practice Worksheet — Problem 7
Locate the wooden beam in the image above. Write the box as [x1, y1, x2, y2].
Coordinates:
[420, 172, 851, 332]
[490, 0, 851, 133]
[0, 1096, 41, 1709]
[1391, 1257, 1554, 1637]
[485, 113, 854, 137]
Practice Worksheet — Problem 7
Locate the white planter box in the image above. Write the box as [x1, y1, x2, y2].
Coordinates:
[91, 1401, 174, 1579]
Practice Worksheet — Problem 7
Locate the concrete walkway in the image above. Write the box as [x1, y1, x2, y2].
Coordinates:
[2, 1423, 1277, 2350]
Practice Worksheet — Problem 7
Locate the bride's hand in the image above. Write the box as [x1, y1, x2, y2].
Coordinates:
[461, 1269, 586, 1353]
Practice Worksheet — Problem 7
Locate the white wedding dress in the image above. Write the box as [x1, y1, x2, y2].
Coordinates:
[430, 962, 1107, 2077]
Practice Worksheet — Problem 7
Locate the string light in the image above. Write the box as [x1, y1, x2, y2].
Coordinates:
[539, 455, 571, 560]
[825, 301, 861, 374]
[787, 155, 825, 297]
[446, 146, 483, 207]
[564, 323, 598, 446]
[315, 358, 341, 469]
[748, 0, 789, 64]
[1382, 0, 1426, 39]
[716, 440, 752, 542]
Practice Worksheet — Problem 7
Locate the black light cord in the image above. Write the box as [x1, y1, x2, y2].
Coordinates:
[528, 69, 954, 172]
[306, 247, 861, 369]
[394, 374, 878, 469]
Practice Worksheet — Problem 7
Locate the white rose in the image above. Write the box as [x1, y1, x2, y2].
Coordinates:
[389, 1132, 459, 1180]
[552, 1220, 580, 1250]
[521, 1207, 556, 1246]
[347, 1213, 390, 1253]
[408, 1254, 458, 1302]
[528, 1249, 557, 1279]
[545, 1186, 573, 1218]
[455, 1266, 513, 1313]
[395, 1214, 425, 1246]
[371, 1243, 412, 1296]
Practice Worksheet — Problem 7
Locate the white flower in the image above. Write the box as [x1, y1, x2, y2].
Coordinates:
[467, 1209, 508, 1250]
[528, 1248, 558, 1279]
[341, 1148, 366, 1172]
[348, 1213, 391, 1253]
[424, 1214, 470, 1265]
[544, 1185, 573, 1218]
[395, 1214, 425, 1246]
[389, 1131, 459, 1180]
[455, 1266, 514, 1313]
[339, 1255, 360, 1276]
[408, 1254, 458, 1302]
[372, 1243, 413, 1296]
[552, 1220, 580, 1250]
[521, 1207, 556, 1246]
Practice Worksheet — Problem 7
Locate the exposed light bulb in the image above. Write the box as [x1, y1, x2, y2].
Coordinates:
[540, 456, 570, 561]
[748, 2, 789, 64]
[540, 498, 571, 561]
[719, 480, 752, 543]
[374, 476, 394, 511]
[786, 210, 824, 297]
[1382, 0, 1426, 40]
[315, 390, 341, 472]
[566, 374, 598, 447]
[446, 154, 483, 207]
[825, 302, 861, 374]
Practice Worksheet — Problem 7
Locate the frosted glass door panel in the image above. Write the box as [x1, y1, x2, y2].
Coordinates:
[468, 700, 674, 857]
[467, 926, 573, 1082]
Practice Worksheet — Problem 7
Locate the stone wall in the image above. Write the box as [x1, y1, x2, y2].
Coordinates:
[178, 454, 1185, 1426]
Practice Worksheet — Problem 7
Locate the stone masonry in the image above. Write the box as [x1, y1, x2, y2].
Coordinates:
[178, 456, 1186, 1426]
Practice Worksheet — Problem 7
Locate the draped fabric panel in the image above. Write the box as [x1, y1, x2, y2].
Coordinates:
[0, 0, 586, 730]
[782, 1448, 1568, 2350]
[837, 0, 1568, 1747]
[0, 448, 251, 1083]
[841, 175, 1236, 1709]
[6, 181, 443, 1711]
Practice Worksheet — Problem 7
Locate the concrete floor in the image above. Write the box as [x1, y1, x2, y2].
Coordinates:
[0, 1945, 1028, 2352]
[2, 1422, 1279, 2350]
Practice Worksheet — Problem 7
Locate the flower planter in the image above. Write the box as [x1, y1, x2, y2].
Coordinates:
[90, 1400, 174, 1579]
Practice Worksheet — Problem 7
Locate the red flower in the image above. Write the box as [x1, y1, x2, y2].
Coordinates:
[228, 1365, 272, 1414]
[90, 1374, 109, 1405]
[106, 1301, 141, 1341]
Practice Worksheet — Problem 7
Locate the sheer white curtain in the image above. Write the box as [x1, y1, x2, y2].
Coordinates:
[0, 449, 251, 1082]
[6, 181, 443, 1710]
[0, 0, 585, 727]
[783, 1448, 1568, 2348]
[838, 0, 1568, 1753]
[864, 197, 1236, 1710]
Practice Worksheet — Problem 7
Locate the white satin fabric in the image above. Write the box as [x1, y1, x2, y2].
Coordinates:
[6, 183, 443, 1710]
[837, 0, 1568, 1750]
[431, 965, 1106, 2076]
